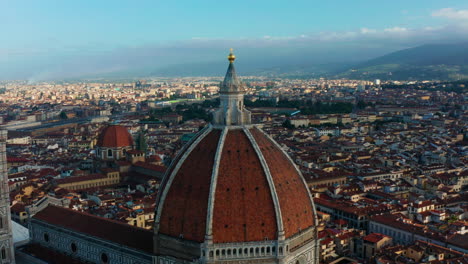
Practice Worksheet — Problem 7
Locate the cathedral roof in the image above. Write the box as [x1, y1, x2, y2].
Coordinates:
[155, 126, 315, 243]
[33, 205, 153, 253]
[154, 50, 317, 246]
[96, 125, 133, 148]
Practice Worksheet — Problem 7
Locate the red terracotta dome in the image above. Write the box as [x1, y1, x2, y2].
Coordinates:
[96, 125, 133, 148]
[154, 126, 316, 243]
[153, 50, 318, 263]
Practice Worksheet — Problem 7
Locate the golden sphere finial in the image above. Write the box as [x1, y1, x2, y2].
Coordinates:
[228, 48, 236, 63]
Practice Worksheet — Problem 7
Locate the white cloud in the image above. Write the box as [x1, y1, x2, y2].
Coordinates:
[360, 28, 377, 34]
[315, 31, 358, 41]
[432, 8, 468, 20]
[384, 27, 408, 33]
[423, 26, 441, 31]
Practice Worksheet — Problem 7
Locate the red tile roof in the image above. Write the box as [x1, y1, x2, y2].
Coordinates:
[56, 174, 107, 184]
[251, 127, 315, 238]
[6, 156, 29, 163]
[96, 125, 133, 148]
[363, 233, 390, 243]
[158, 129, 221, 242]
[134, 161, 166, 173]
[33, 205, 153, 253]
[156, 126, 316, 244]
[213, 129, 277, 243]
[11, 202, 26, 213]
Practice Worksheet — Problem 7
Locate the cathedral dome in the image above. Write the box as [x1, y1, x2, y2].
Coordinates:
[153, 50, 318, 263]
[97, 125, 133, 148]
[155, 126, 316, 243]
[154, 51, 318, 264]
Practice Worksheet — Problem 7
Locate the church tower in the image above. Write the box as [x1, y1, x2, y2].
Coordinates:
[153, 50, 319, 264]
[0, 130, 15, 263]
[212, 49, 252, 126]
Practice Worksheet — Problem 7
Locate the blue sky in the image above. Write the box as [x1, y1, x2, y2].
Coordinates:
[1, 0, 468, 80]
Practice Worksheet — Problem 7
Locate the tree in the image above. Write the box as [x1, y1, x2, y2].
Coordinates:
[447, 215, 458, 223]
[357, 100, 367, 109]
[135, 131, 148, 154]
[59, 111, 68, 119]
[282, 119, 294, 129]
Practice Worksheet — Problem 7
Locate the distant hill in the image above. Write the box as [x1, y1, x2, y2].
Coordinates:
[337, 43, 468, 80]
[150, 61, 355, 79]
[149, 43, 468, 80]
[74, 43, 468, 81]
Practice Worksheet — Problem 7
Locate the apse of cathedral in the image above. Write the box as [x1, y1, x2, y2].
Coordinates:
[23, 50, 319, 264]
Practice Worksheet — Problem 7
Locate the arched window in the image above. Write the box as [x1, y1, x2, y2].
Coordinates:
[108, 149, 113, 157]
[101, 252, 109, 264]
[71, 242, 77, 253]
[44, 233, 50, 242]
[1, 247, 6, 260]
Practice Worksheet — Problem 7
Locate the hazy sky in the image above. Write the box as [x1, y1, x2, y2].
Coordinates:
[2, 0, 468, 80]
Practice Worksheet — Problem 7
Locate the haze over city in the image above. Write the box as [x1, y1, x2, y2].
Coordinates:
[2, 0, 468, 80]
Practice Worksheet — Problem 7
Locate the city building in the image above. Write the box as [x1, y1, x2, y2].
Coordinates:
[55, 169, 120, 191]
[25, 50, 320, 264]
[361, 233, 392, 259]
[95, 125, 134, 162]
